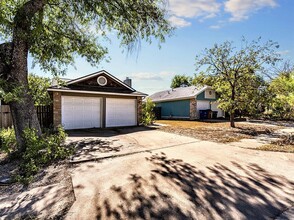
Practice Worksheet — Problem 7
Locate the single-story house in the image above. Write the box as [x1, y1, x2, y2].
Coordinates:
[149, 85, 224, 120]
[47, 70, 146, 129]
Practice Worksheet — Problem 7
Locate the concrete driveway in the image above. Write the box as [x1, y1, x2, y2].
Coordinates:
[66, 127, 294, 220]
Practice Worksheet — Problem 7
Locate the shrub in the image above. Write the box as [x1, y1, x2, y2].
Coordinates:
[141, 98, 156, 125]
[15, 126, 72, 183]
[0, 127, 16, 154]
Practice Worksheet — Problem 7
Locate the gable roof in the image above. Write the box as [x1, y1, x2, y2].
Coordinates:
[66, 70, 135, 91]
[48, 70, 147, 97]
[149, 85, 210, 102]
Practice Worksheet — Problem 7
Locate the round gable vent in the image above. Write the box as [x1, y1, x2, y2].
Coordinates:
[97, 76, 107, 86]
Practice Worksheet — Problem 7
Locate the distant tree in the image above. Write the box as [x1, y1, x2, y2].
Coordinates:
[0, 74, 51, 106]
[28, 74, 51, 106]
[0, 0, 172, 151]
[269, 71, 294, 119]
[171, 74, 192, 88]
[195, 38, 280, 127]
[191, 72, 214, 86]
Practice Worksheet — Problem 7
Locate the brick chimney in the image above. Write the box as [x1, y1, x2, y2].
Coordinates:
[124, 77, 132, 87]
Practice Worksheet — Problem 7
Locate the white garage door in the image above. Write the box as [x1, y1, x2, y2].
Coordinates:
[106, 98, 136, 127]
[62, 96, 101, 129]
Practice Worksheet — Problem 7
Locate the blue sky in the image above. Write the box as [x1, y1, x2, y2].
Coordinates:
[31, 0, 294, 95]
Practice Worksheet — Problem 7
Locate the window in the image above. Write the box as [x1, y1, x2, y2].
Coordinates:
[97, 76, 107, 86]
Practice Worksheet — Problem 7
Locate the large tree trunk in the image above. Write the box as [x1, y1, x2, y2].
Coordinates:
[9, 69, 42, 152]
[0, 0, 45, 152]
[230, 112, 235, 128]
[230, 84, 236, 128]
[0, 43, 41, 152]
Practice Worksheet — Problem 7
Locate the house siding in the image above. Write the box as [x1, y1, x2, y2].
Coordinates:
[196, 91, 217, 101]
[156, 100, 190, 118]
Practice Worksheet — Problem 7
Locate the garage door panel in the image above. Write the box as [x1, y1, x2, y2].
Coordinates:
[106, 98, 136, 127]
[62, 96, 101, 129]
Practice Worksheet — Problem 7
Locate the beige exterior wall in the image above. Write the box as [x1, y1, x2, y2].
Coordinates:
[137, 97, 143, 125]
[53, 92, 61, 127]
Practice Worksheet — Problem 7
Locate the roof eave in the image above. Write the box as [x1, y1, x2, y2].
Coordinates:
[151, 96, 195, 103]
[47, 88, 147, 97]
[65, 70, 135, 92]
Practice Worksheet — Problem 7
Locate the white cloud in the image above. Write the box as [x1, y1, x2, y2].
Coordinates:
[130, 71, 176, 80]
[167, 0, 221, 28]
[130, 72, 162, 80]
[224, 0, 278, 21]
[168, 16, 191, 28]
[209, 25, 222, 29]
[277, 50, 290, 55]
[168, 0, 221, 18]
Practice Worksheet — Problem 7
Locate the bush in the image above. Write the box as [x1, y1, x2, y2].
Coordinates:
[141, 98, 156, 125]
[0, 126, 72, 183]
[0, 127, 16, 154]
[10, 126, 73, 184]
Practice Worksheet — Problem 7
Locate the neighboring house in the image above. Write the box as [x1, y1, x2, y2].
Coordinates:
[47, 70, 146, 129]
[149, 85, 224, 120]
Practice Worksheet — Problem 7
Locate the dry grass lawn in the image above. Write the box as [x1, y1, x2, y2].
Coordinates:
[156, 120, 280, 143]
[258, 134, 294, 153]
[257, 144, 294, 153]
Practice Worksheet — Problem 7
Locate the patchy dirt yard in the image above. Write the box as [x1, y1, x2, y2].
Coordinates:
[258, 134, 294, 153]
[155, 120, 294, 153]
[156, 120, 282, 143]
[0, 152, 75, 219]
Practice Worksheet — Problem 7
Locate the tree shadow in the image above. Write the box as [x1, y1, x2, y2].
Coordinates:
[0, 174, 75, 219]
[95, 153, 294, 219]
[67, 126, 156, 138]
[68, 138, 125, 162]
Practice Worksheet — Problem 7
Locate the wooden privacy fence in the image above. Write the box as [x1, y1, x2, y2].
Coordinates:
[0, 105, 53, 129]
[37, 105, 53, 129]
[0, 105, 12, 129]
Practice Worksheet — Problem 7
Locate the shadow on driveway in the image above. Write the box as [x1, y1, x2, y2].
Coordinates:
[94, 153, 294, 220]
[66, 126, 156, 138]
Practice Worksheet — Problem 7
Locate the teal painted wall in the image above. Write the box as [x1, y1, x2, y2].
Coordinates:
[156, 100, 190, 118]
[196, 91, 217, 101]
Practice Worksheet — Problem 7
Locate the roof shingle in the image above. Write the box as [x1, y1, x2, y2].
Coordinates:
[149, 85, 208, 102]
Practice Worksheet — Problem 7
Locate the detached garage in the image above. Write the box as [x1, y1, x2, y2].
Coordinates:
[48, 70, 146, 129]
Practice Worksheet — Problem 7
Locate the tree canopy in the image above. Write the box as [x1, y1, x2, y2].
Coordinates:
[195, 38, 281, 127]
[0, 74, 51, 106]
[0, 0, 172, 75]
[268, 70, 294, 119]
[28, 74, 51, 106]
[0, 0, 172, 150]
[170, 74, 192, 88]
